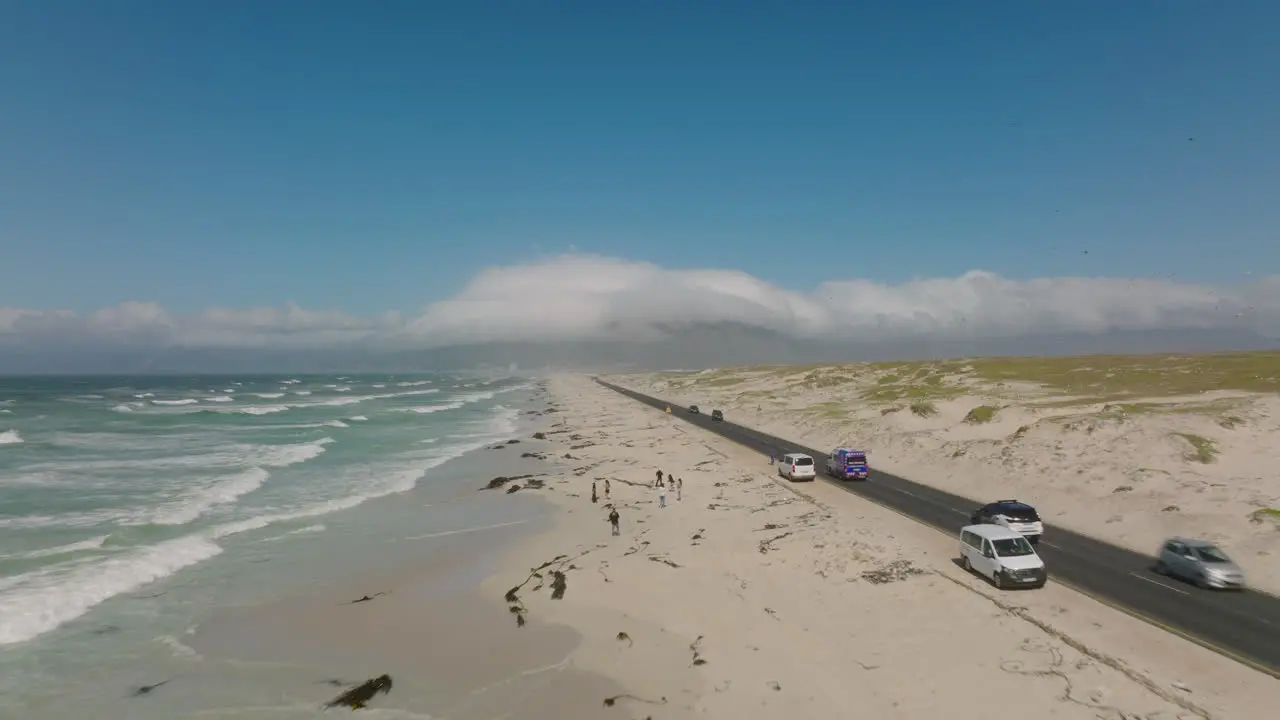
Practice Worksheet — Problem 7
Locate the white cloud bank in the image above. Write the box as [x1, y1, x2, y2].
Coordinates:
[2, 254, 1278, 352]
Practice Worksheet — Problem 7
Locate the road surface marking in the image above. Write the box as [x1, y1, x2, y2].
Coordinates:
[1130, 572, 1189, 595]
[1041, 541, 1062, 550]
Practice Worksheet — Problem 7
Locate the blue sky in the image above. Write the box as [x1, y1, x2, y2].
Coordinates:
[2, 0, 1277, 317]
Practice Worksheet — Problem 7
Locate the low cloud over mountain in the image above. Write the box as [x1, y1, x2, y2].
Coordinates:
[2, 254, 1276, 372]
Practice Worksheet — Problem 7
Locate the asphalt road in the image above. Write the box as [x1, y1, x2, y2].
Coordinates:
[594, 378, 1280, 678]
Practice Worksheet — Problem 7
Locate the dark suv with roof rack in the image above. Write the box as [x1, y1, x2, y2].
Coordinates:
[970, 500, 1044, 545]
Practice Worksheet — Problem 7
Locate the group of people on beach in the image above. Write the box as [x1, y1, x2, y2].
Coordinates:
[589, 470, 684, 537]
[653, 469, 682, 507]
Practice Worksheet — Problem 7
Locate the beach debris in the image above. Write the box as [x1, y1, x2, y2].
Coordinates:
[767, 680, 782, 691]
[550, 570, 567, 599]
[521, 452, 547, 460]
[506, 439, 521, 444]
[861, 560, 927, 585]
[532, 432, 546, 440]
[763, 607, 779, 620]
[570, 442, 595, 450]
[323, 674, 393, 710]
[482, 474, 534, 490]
[92, 624, 121, 635]
[506, 485, 522, 494]
[689, 635, 708, 666]
[616, 631, 633, 647]
[758, 531, 794, 554]
[345, 591, 388, 605]
[130, 679, 171, 697]
[602, 693, 667, 707]
[757, 523, 786, 531]
[691, 529, 704, 545]
[648, 555, 681, 568]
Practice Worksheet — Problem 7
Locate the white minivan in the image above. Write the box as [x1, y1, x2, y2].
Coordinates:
[777, 453, 816, 481]
[959, 524, 1047, 589]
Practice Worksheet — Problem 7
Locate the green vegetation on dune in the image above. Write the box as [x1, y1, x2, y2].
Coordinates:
[963, 405, 999, 424]
[966, 351, 1280, 397]
[909, 401, 937, 417]
[1174, 432, 1218, 463]
[1250, 508, 1280, 525]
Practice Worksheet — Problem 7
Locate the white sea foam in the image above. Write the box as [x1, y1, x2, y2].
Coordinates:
[152, 399, 198, 406]
[143, 467, 271, 526]
[405, 401, 465, 414]
[236, 405, 289, 416]
[372, 383, 386, 388]
[348, 415, 368, 421]
[0, 536, 109, 561]
[323, 420, 349, 428]
[0, 430, 23, 445]
[110, 404, 135, 413]
[203, 396, 234, 403]
[253, 392, 285, 399]
[134, 392, 155, 398]
[0, 535, 224, 646]
[398, 380, 433, 387]
[291, 390, 312, 396]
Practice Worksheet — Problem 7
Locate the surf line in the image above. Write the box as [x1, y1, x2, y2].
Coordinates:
[403, 519, 531, 541]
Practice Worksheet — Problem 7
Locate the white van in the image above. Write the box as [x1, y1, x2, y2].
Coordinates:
[778, 453, 816, 481]
[959, 524, 1047, 589]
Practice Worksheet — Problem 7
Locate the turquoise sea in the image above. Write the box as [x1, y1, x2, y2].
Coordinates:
[0, 373, 546, 718]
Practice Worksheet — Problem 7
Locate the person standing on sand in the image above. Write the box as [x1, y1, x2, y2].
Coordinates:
[604, 479, 611, 498]
[591, 481, 598, 503]
[658, 482, 667, 508]
[677, 477, 683, 501]
[609, 508, 620, 536]
[655, 469, 664, 488]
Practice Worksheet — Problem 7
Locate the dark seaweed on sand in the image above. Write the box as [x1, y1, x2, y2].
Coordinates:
[323, 674, 393, 710]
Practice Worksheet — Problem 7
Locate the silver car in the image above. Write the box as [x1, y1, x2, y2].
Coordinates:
[1154, 538, 1247, 590]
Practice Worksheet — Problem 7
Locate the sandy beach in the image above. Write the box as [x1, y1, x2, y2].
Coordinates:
[173, 372, 1278, 719]
[475, 375, 1276, 718]
[610, 353, 1280, 595]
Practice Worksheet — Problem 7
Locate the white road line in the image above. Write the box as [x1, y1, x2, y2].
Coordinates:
[1130, 572, 1189, 595]
[1041, 541, 1062, 550]
[949, 508, 969, 516]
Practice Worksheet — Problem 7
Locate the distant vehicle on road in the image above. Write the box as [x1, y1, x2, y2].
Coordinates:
[970, 500, 1044, 545]
[778, 453, 816, 481]
[959, 524, 1048, 589]
[825, 448, 869, 480]
[1154, 538, 1247, 590]
[688, 404, 700, 414]
[711, 409, 724, 422]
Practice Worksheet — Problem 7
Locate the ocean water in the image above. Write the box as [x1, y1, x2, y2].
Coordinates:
[0, 373, 546, 717]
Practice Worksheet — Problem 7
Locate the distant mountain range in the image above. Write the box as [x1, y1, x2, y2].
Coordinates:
[0, 323, 1275, 375]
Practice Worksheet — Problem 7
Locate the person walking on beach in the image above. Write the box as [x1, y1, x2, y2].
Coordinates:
[609, 508, 621, 536]
[604, 479, 611, 498]
[655, 469, 664, 488]
[591, 481, 598, 504]
[677, 477, 683, 502]
[658, 481, 667, 508]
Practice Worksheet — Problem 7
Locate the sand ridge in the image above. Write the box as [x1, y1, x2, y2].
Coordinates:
[481, 374, 1278, 719]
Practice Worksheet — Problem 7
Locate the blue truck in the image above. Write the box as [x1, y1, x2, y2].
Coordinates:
[825, 448, 869, 480]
